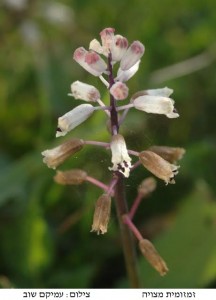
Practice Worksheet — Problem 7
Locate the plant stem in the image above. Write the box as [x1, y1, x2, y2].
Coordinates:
[108, 52, 140, 288]
[114, 175, 140, 287]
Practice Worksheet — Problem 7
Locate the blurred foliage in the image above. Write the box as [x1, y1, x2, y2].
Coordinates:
[0, 0, 216, 288]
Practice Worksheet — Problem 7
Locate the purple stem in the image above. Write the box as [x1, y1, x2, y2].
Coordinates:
[85, 176, 112, 194]
[106, 177, 118, 196]
[128, 149, 139, 156]
[107, 52, 140, 288]
[129, 194, 143, 220]
[85, 140, 110, 148]
[122, 214, 143, 241]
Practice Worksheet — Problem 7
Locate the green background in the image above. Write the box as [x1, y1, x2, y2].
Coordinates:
[0, 0, 216, 288]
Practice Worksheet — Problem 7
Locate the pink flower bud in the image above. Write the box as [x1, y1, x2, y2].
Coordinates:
[111, 35, 128, 62]
[73, 47, 107, 76]
[120, 41, 145, 71]
[110, 82, 129, 100]
[85, 51, 107, 74]
[100, 27, 115, 55]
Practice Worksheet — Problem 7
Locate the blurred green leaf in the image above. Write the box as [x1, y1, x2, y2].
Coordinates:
[138, 181, 216, 288]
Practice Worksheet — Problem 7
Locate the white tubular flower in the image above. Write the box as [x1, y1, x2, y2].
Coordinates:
[133, 95, 179, 118]
[120, 41, 145, 71]
[145, 87, 173, 97]
[70, 81, 100, 102]
[56, 104, 95, 137]
[115, 60, 140, 82]
[109, 134, 132, 178]
[73, 47, 107, 76]
[111, 35, 128, 62]
[110, 82, 129, 100]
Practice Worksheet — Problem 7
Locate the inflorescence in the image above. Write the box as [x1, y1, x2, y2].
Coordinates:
[42, 28, 185, 276]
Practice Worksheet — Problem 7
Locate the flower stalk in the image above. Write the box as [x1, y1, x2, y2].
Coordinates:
[108, 53, 140, 287]
[41, 27, 185, 287]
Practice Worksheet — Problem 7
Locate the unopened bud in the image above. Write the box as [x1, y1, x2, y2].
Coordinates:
[70, 81, 100, 102]
[149, 146, 186, 164]
[56, 104, 95, 137]
[138, 177, 157, 196]
[85, 51, 107, 74]
[54, 169, 87, 185]
[73, 47, 107, 76]
[139, 150, 179, 184]
[91, 194, 111, 235]
[111, 35, 128, 62]
[100, 27, 115, 55]
[120, 41, 145, 71]
[139, 239, 169, 276]
[110, 82, 129, 100]
[42, 138, 84, 169]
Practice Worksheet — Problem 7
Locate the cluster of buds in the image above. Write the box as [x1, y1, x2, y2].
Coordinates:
[42, 28, 185, 276]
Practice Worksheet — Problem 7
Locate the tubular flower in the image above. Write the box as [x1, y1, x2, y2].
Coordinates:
[56, 104, 95, 137]
[120, 41, 145, 71]
[138, 177, 157, 196]
[54, 169, 87, 185]
[111, 35, 128, 62]
[109, 134, 132, 178]
[70, 81, 100, 102]
[149, 146, 185, 164]
[73, 47, 107, 76]
[42, 138, 84, 169]
[139, 239, 169, 276]
[139, 150, 179, 184]
[100, 27, 115, 56]
[91, 194, 111, 235]
[133, 95, 179, 118]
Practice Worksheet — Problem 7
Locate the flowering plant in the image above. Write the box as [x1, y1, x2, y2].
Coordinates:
[42, 28, 185, 287]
